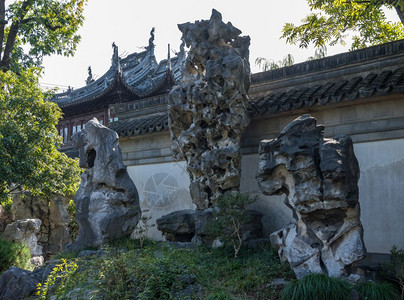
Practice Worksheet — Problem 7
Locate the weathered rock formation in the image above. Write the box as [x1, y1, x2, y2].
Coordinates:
[0, 206, 13, 233]
[11, 192, 71, 257]
[70, 118, 141, 250]
[0, 265, 55, 300]
[256, 114, 366, 278]
[168, 9, 251, 209]
[156, 209, 262, 245]
[4, 219, 43, 257]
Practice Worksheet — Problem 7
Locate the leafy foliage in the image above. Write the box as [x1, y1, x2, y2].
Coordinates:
[207, 192, 258, 258]
[280, 273, 351, 300]
[131, 208, 155, 248]
[255, 54, 295, 71]
[0, 235, 31, 273]
[36, 258, 79, 299]
[99, 249, 190, 299]
[67, 199, 78, 241]
[381, 245, 404, 299]
[0, 0, 87, 72]
[255, 47, 327, 71]
[282, 0, 404, 50]
[0, 69, 81, 204]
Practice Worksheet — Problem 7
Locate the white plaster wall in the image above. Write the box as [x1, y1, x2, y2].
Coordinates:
[126, 140, 404, 253]
[127, 161, 195, 240]
[240, 154, 294, 236]
[240, 140, 404, 254]
[354, 139, 404, 253]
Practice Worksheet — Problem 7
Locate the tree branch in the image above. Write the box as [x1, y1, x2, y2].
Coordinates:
[0, 0, 35, 72]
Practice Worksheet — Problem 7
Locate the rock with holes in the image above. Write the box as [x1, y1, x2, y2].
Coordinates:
[69, 118, 141, 250]
[168, 9, 251, 209]
[257, 114, 366, 278]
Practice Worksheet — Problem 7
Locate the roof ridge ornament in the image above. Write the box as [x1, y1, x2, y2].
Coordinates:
[111, 42, 121, 72]
[147, 27, 155, 59]
[86, 66, 94, 85]
[167, 44, 172, 71]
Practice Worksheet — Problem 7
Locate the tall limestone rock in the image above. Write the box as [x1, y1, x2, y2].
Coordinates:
[168, 9, 251, 209]
[256, 114, 366, 278]
[70, 118, 141, 250]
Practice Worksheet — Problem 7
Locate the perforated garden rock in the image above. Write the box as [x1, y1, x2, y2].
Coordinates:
[257, 114, 366, 278]
[70, 118, 141, 250]
[168, 9, 251, 209]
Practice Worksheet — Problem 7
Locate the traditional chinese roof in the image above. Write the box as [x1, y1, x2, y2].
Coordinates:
[248, 67, 404, 117]
[248, 39, 404, 118]
[110, 39, 404, 138]
[109, 112, 168, 137]
[52, 33, 186, 117]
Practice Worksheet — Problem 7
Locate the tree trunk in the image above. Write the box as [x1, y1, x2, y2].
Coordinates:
[0, 0, 5, 61]
[1, 22, 19, 71]
[395, 5, 404, 26]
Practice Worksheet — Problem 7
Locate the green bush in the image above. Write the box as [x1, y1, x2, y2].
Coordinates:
[207, 191, 258, 258]
[280, 273, 351, 300]
[67, 199, 78, 241]
[98, 247, 190, 299]
[0, 235, 31, 273]
[36, 258, 79, 299]
[381, 245, 404, 299]
[355, 281, 399, 300]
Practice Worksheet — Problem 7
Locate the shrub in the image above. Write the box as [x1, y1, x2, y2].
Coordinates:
[386, 245, 404, 299]
[0, 198, 13, 212]
[280, 273, 351, 300]
[98, 248, 190, 299]
[132, 208, 155, 248]
[67, 199, 78, 241]
[207, 192, 258, 258]
[36, 258, 79, 299]
[0, 235, 31, 273]
[355, 281, 399, 300]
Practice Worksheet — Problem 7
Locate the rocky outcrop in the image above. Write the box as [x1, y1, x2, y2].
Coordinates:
[70, 118, 141, 250]
[11, 192, 71, 257]
[0, 262, 57, 300]
[168, 9, 251, 209]
[0, 206, 13, 233]
[156, 209, 262, 245]
[4, 219, 43, 257]
[256, 114, 366, 278]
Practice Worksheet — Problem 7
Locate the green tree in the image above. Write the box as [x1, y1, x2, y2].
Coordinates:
[255, 54, 295, 71]
[0, 0, 87, 72]
[282, 0, 404, 50]
[306, 45, 328, 60]
[207, 192, 258, 258]
[0, 69, 81, 204]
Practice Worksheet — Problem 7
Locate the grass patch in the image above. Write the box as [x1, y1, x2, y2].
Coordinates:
[354, 281, 399, 300]
[41, 239, 293, 299]
[280, 273, 351, 300]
